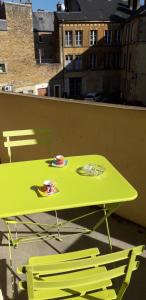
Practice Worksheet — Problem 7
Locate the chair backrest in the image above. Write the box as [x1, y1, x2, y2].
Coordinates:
[17, 245, 144, 300]
[0, 290, 4, 300]
[3, 129, 50, 162]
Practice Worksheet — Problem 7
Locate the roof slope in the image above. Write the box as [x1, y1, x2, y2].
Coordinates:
[33, 12, 54, 32]
[57, 0, 132, 22]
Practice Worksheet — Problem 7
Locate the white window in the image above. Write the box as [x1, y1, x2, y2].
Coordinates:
[0, 63, 6, 73]
[75, 55, 82, 70]
[38, 35, 44, 43]
[104, 53, 111, 69]
[90, 30, 98, 46]
[65, 31, 73, 46]
[104, 30, 112, 45]
[75, 31, 83, 47]
[115, 30, 121, 44]
[131, 23, 134, 42]
[38, 48, 45, 64]
[40, 48, 45, 58]
[125, 25, 130, 43]
[89, 54, 97, 70]
[65, 55, 73, 70]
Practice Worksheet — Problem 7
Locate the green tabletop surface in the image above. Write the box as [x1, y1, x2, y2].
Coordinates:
[0, 155, 138, 219]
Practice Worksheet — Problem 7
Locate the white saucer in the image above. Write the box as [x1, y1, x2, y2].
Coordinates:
[51, 160, 68, 168]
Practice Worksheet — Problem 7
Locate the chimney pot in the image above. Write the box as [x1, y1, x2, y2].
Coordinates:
[128, 0, 140, 10]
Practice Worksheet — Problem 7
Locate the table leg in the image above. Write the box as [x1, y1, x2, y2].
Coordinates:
[88, 203, 121, 251]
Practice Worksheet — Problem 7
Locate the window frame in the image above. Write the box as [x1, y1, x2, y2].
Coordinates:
[115, 30, 121, 45]
[89, 53, 97, 70]
[0, 62, 6, 73]
[65, 31, 73, 47]
[65, 54, 73, 70]
[75, 55, 82, 71]
[104, 30, 112, 45]
[90, 30, 98, 46]
[75, 30, 83, 47]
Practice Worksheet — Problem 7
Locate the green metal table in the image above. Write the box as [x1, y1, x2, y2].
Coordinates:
[0, 155, 137, 252]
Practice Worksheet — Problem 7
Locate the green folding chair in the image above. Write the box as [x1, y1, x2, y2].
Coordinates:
[17, 245, 144, 300]
[2, 129, 61, 262]
[3, 129, 50, 163]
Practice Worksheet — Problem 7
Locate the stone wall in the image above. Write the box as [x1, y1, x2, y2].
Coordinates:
[0, 3, 61, 91]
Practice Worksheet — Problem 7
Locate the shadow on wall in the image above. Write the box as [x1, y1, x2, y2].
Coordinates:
[49, 27, 122, 101]
[0, 128, 51, 163]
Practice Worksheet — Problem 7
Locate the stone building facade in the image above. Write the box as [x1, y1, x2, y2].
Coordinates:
[0, 2, 61, 96]
[121, 6, 146, 105]
[0, 0, 146, 104]
[54, 0, 146, 104]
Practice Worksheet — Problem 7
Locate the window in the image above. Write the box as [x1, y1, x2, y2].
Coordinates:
[115, 30, 121, 44]
[75, 31, 83, 47]
[65, 31, 73, 47]
[38, 35, 44, 43]
[112, 53, 120, 69]
[124, 53, 127, 70]
[40, 48, 45, 58]
[125, 25, 130, 43]
[104, 30, 112, 45]
[0, 63, 6, 73]
[65, 55, 73, 70]
[131, 24, 134, 42]
[38, 48, 45, 64]
[128, 53, 132, 71]
[28, 90, 34, 94]
[104, 53, 111, 69]
[90, 30, 98, 46]
[89, 53, 97, 70]
[75, 55, 82, 70]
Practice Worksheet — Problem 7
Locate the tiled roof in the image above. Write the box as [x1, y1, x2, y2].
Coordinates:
[57, 0, 132, 22]
[33, 12, 54, 32]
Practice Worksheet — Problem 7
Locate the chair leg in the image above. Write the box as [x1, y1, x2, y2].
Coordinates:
[14, 217, 18, 246]
[8, 232, 13, 269]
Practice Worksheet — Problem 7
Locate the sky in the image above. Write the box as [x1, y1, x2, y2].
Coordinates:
[32, 0, 144, 11]
[6, 0, 145, 12]
[32, 0, 59, 11]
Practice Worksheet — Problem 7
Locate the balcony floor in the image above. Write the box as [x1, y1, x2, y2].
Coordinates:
[0, 207, 146, 299]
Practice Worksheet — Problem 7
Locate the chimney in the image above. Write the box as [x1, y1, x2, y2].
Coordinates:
[57, 1, 66, 12]
[128, 0, 132, 10]
[133, 0, 140, 10]
[128, 0, 140, 10]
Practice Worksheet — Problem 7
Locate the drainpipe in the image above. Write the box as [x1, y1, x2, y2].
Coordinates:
[39, 48, 42, 64]
[61, 20, 65, 97]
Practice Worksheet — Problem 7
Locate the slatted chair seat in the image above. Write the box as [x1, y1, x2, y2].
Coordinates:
[17, 245, 144, 300]
[67, 289, 117, 300]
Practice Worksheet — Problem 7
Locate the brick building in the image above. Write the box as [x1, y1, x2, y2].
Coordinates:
[0, 1, 61, 96]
